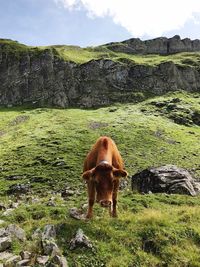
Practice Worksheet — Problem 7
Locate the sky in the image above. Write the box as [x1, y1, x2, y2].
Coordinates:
[1, 0, 200, 47]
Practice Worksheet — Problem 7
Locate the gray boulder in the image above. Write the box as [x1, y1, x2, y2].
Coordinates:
[0, 252, 15, 261]
[69, 208, 85, 220]
[4, 255, 21, 267]
[69, 228, 93, 250]
[36, 255, 49, 266]
[16, 259, 30, 266]
[42, 225, 57, 240]
[131, 165, 200, 196]
[50, 255, 68, 267]
[6, 224, 26, 242]
[0, 237, 12, 252]
[42, 239, 60, 257]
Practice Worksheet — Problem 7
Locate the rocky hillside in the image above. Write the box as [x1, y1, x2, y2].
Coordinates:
[105, 35, 200, 55]
[0, 37, 200, 108]
[0, 92, 200, 266]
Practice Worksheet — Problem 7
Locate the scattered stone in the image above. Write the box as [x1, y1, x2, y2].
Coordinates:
[42, 225, 57, 240]
[46, 200, 56, 207]
[69, 208, 85, 220]
[131, 165, 200, 196]
[0, 251, 14, 261]
[41, 225, 60, 256]
[0, 237, 12, 252]
[5, 175, 25, 181]
[0, 228, 7, 237]
[51, 255, 68, 267]
[108, 107, 118, 112]
[31, 228, 42, 240]
[0, 203, 6, 211]
[81, 203, 88, 210]
[61, 189, 75, 198]
[8, 202, 19, 209]
[4, 255, 21, 267]
[16, 259, 30, 267]
[36, 255, 49, 266]
[69, 228, 93, 250]
[19, 251, 31, 260]
[2, 209, 14, 216]
[148, 98, 199, 126]
[42, 239, 61, 257]
[29, 196, 40, 204]
[46, 199, 56, 207]
[6, 224, 26, 242]
[52, 161, 66, 167]
[171, 98, 181, 103]
[193, 182, 200, 193]
[7, 184, 30, 195]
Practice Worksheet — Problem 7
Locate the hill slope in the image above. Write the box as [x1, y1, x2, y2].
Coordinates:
[0, 91, 199, 194]
[0, 92, 200, 266]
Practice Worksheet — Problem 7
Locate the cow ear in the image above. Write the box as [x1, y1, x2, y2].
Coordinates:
[82, 169, 95, 181]
[113, 169, 128, 178]
[82, 170, 92, 181]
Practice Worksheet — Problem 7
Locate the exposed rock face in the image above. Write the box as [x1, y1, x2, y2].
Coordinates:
[0, 38, 200, 108]
[131, 165, 200, 196]
[106, 35, 200, 55]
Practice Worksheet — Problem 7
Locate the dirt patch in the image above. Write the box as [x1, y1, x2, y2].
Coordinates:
[9, 115, 30, 126]
[89, 121, 109, 129]
[0, 130, 6, 137]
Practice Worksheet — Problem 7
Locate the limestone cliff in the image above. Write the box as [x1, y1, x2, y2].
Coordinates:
[0, 38, 200, 108]
[105, 35, 200, 55]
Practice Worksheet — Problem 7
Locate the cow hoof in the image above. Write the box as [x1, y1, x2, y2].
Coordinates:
[111, 212, 118, 218]
[86, 214, 93, 219]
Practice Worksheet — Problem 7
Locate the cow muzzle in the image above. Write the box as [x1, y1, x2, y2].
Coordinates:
[99, 200, 112, 207]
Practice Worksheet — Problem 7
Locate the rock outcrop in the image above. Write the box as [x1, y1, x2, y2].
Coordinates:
[106, 35, 200, 55]
[0, 38, 200, 108]
[131, 165, 200, 196]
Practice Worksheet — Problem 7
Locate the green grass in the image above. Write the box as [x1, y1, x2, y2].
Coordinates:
[0, 91, 199, 194]
[1, 193, 200, 266]
[0, 91, 199, 195]
[0, 91, 200, 266]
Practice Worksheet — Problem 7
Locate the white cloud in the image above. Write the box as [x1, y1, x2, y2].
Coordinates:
[55, 0, 200, 37]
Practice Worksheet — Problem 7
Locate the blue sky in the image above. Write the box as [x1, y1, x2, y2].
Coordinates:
[1, 0, 200, 47]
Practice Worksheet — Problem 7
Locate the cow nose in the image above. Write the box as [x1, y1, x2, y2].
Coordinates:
[100, 200, 112, 207]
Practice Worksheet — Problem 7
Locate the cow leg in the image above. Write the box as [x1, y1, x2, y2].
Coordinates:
[111, 180, 119, 217]
[112, 199, 117, 217]
[86, 182, 95, 219]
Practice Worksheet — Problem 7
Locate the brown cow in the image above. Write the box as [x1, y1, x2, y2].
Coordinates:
[82, 136, 128, 218]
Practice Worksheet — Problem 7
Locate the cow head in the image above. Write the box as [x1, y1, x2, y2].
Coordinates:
[82, 162, 127, 207]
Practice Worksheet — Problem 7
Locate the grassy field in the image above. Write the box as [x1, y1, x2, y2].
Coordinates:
[0, 91, 200, 266]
